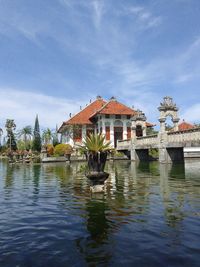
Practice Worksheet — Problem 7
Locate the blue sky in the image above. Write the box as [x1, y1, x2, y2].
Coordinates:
[0, 0, 200, 131]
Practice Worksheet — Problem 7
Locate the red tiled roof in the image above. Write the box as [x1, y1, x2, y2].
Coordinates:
[62, 98, 106, 126]
[58, 96, 155, 132]
[178, 120, 194, 131]
[90, 99, 136, 117]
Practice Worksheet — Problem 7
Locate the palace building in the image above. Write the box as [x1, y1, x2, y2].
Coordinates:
[58, 96, 154, 147]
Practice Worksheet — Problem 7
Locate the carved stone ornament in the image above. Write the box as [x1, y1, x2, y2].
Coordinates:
[158, 96, 178, 111]
[132, 109, 147, 121]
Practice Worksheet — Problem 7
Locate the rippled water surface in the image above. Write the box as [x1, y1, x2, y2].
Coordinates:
[0, 159, 200, 267]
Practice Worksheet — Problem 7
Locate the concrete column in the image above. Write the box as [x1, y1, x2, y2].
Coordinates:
[98, 121, 100, 133]
[123, 121, 127, 140]
[143, 126, 147, 136]
[94, 126, 97, 134]
[130, 147, 137, 161]
[131, 120, 136, 139]
[102, 117, 106, 135]
[130, 124, 137, 161]
[82, 125, 86, 141]
[158, 132, 170, 163]
[110, 120, 114, 147]
[159, 118, 166, 133]
[159, 148, 170, 163]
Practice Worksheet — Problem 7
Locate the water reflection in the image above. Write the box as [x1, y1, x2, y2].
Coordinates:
[32, 164, 41, 196]
[160, 164, 185, 229]
[0, 160, 200, 266]
[76, 198, 113, 266]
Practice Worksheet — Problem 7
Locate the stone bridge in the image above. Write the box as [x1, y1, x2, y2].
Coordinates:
[117, 97, 200, 163]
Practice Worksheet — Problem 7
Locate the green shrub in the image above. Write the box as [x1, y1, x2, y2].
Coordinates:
[47, 144, 54, 156]
[54, 144, 73, 156]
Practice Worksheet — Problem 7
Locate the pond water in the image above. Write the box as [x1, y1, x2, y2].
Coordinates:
[0, 159, 200, 267]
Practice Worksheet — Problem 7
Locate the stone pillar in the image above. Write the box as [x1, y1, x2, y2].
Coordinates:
[110, 120, 114, 147]
[131, 121, 136, 139]
[123, 121, 127, 140]
[82, 125, 86, 141]
[159, 118, 166, 133]
[102, 117, 106, 135]
[143, 126, 147, 136]
[158, 132, 171, 163]
[130, 124, 137, 161]
[158, 96, 180, 163]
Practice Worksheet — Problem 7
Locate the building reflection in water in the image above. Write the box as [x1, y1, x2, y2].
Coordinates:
[159, 163, 186, 232]
[74, 161, 154, 265]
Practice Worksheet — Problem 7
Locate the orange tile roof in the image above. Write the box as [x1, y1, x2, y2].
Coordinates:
[58, 96, 155, 132]
[90, 99, 136, 117]
[63, 98, 106, 126]
[178, 120, 194, 131]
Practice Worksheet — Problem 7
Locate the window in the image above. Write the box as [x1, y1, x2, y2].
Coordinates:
[105, 114, 110, 118]
[105, 126, 110, 140]
[73, 126, 82, 142]
[115, 115, 121, 119]
[127, 127, 131, 139]
[127, 115, 131, 120]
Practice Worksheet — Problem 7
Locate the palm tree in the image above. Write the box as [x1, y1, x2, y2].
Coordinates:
[0, 128, 3, 148]
[42, 128, 53, 145]
[80, 133, 112, 173]
[5, 119, 17, 151]
[18, 126, 32, 150]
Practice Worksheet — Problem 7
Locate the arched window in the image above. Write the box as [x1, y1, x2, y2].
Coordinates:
[114, 120, 123, 147]
[136, 125, 143, 137]
[114, 120, 123, 127]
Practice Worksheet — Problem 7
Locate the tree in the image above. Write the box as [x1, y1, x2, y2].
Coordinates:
[32, 115, 41, 152]
[146, 127, 158, 135]
[18, 125, 32, 150]
[42, 128, 52, 145]
[5, 119, 17, 151]
[52, 125, 59, 146]
[0, 128, 3, 150]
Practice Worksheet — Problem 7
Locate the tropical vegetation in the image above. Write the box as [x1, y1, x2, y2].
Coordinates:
[32, 115, 41, 152]
[54, 144, 73, 157]
[79, 133, 113, 173]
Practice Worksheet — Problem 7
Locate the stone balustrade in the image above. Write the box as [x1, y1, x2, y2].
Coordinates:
[117, 127, 200, 152]
[117, 139, 131, 150]
[136, 134, 158, 148]
[116, 97, 200, 162]
[167, 127, 200, 145]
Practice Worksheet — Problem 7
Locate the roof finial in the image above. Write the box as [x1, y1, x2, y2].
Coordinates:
[96, 95, 102, 100]
[110, 96, 116, 101]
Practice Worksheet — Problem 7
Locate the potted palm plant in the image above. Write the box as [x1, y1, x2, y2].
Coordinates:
[80, 133, 113, 185]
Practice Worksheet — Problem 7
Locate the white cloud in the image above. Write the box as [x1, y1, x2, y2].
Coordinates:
[92, 0, 105, 28]
[0, 88, 93, 130]
[119, 4, 162, 29]
[181, 104, 200, 123]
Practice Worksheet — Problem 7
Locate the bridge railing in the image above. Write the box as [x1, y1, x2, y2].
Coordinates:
[117, 139, 131, 150]
[167, 127, 200, 144]
[136, 134, 158, 147]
